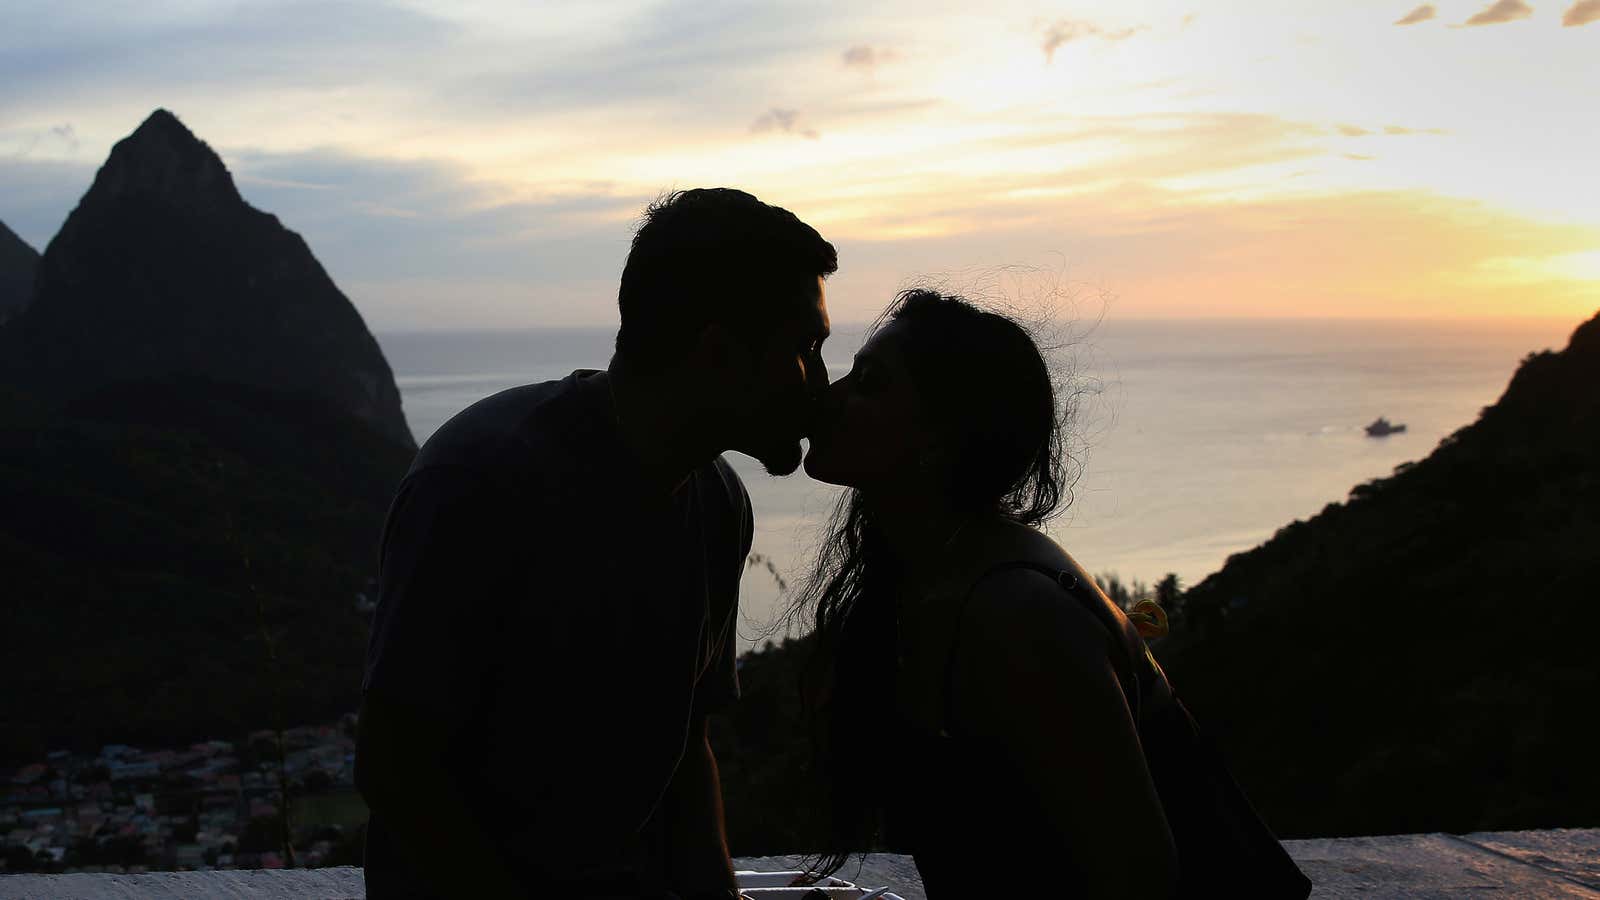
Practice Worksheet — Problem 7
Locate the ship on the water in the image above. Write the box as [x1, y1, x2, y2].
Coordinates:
[1365, 416, 1407, 437]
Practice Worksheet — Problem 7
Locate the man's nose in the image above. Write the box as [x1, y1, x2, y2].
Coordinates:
[811, 373, 845, 416]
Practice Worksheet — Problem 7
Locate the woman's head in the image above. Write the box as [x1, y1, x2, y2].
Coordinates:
[793, 290, 1070, 877]
[804, 288, 1064, 524]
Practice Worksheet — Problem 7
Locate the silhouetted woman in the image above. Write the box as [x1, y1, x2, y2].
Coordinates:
[797, 289, 1307, 898]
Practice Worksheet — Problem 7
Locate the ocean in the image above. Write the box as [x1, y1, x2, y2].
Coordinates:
[377, 317, 1576, 650]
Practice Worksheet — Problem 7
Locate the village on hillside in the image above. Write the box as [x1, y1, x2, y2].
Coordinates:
[1, 719, 363, 874]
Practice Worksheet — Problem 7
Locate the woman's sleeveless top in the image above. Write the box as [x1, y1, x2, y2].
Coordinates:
[884, 706, 1069, 895]
[884, 561, 1311, 899]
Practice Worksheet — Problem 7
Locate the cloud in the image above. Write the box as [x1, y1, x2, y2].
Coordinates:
[226, 149, 638, 272]
[987, 112, 1326, 183]
[1343, 153, 1376, 160]
[0, 0, 840, 141]
[1394, 4, 1437, 25]
[428, 2, 842, 132]
[0, 0, 460, 119]
[1564, 0, 1600, 25]
[47, 124, 79, 153]
[1382, 124, 1449, 135]
[3, 122, 80, 159]
[1040, 19, 1146, 63]
[1463, 0, 1534, 25]
[842, 45, 898, 70]
[826, 183, 1600, 320]
[750, 108, 819, 139]
[214, 147, 648, 327]
[1330, 123, 1450, 139]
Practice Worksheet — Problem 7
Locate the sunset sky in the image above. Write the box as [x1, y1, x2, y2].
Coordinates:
[3, 0, 1596, 327]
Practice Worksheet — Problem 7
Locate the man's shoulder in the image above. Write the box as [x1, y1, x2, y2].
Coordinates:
[410, 371, 604, 478]
[698, 455, 752, 526]
[697, 456, 753, 557]
[705, 455, 750, 504]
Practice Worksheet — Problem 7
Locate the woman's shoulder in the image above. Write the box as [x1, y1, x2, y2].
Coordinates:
[962, 567, 1109, 662]
[953, 525, 1115, 666]
[946, 541, 1133, 741]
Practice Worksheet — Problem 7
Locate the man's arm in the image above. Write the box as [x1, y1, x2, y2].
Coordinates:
[652, 461, 748, 897]
[355, 468, 522, 897]
[356, 694, 523, 896]
[656, 713, 738, 897]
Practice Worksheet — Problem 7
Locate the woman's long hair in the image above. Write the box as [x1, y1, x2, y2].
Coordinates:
[795, 289, 1071, 877]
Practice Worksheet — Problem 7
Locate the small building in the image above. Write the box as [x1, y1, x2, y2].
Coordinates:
[11, 763, 48, 785]
[173, 843, 206, 869]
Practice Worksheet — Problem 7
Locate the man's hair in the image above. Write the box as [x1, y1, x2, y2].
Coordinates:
[615, 188, 837, 371]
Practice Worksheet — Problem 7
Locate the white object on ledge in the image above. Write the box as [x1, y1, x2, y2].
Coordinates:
[736, 869, 905, 898]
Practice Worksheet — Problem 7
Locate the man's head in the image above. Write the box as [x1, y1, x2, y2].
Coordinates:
[614, 188, 836, 475]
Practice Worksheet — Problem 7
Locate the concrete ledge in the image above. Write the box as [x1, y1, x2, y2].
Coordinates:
[0, 866, 366, 899]
[3, 829, 1596, 898]
[1286, 829, 1600, 899]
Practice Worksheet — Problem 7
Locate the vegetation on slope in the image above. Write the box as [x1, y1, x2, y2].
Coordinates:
[1160, 310, 1600, 838]
[0, 379, 410, 763]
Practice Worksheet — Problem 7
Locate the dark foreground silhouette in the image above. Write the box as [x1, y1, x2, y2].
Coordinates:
[710, 307, 1600, 861]
[784, 290, 1307, 897]
[2, 106, 1593, 889]
[355, 188, 837, 899]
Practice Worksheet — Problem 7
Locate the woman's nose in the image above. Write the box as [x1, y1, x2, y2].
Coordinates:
[814, 374, 848, 414]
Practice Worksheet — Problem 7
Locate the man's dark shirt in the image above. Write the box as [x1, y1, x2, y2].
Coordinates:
[360, 369, 750, 895]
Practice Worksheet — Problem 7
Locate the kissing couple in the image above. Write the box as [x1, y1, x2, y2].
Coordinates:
[354, 188, 1310, 899]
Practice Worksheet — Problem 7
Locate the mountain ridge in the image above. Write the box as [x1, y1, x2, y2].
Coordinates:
[0, 219, 38, 325]
[2, 109, 413, 450]
[0, 110, 416, 762]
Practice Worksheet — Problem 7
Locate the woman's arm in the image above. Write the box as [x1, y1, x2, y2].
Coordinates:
[953, 568, 1178, 899]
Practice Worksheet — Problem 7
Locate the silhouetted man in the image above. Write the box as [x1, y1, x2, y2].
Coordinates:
[355, 188, 836, 899]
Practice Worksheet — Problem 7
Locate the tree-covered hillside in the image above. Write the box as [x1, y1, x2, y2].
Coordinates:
[1160, 309, 1600, 838]
[0, 379, 411, 762]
